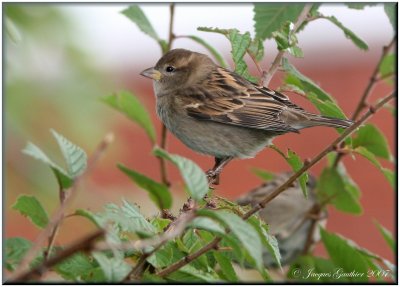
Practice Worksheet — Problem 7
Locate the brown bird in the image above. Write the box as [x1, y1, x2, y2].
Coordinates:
[141, 49, 352, 184]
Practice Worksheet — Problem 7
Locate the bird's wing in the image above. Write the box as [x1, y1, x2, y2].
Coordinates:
[183, 67, 306, 133]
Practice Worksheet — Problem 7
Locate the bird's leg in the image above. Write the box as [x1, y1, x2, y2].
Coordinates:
[206, 157, 233, 185]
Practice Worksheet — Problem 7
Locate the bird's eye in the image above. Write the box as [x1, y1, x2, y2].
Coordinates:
[165, 66, 175, 73]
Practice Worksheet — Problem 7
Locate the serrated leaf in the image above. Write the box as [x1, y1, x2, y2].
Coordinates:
[117, 164, 172, 210]
[197, 209, 264, 271]
[92, 252, 131, 282]
[353, 147, 394, 188]
[5, 237, 32, 271]
[153, 148, 208, 202]
[320, 228, 369, 282]
[248, 216, 282, 269]
[379, 53, 394, 80]
[317, 168, 362, 214]
[103, 90, 156, 143]
[51, 129, 87, 178]
[121, 5, 167, 53]
[22, 142, 73, 189]
[272, 21, 303, 58]
[197, 27, 257, 82]
[323, 15, 368, 50]
[374, 221, 394, 252]
[250, 167, 275, 181]
[247, 37, 264, 62]
[287, 149, 308, 197]
[253, 4, 305, 40]
[12, 195, 49, 228]
[353, 124, 391, 160]
[384, 3, 395, 30]
[214, 251, 238, 282]
[54, 252, 95, 281]
[184, 35, 228, 68]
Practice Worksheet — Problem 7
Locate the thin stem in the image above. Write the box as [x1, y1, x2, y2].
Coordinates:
[332, 36, 395, 168]
[154, 92, 394, 278]
[8, 230, 105, 282]
[261, 4, 313, 87]
[158, 3, 176, 187]
[10, 133, 114, 280]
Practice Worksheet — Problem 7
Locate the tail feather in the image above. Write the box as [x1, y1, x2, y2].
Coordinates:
[309, 115, 354, 129]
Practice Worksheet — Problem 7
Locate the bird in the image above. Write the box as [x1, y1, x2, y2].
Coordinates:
[140, 49, 353, 184]
[236, 172, 327, 268]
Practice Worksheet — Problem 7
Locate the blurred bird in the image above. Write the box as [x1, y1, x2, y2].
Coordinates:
[141, 49, 353, 184]
[237, 172, 327, 268]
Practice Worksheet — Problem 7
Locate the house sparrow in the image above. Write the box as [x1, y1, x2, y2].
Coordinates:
[141, 49, 352, 184]
[237, 172, 327, 268]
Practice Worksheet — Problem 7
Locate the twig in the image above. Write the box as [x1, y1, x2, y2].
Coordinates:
[158, 3, 176, 187]
[10, 133, 114, 280]
[154, 92, 394, 278]
[8, 229, 105, 282]
[333, 36, 395, 168]
[261, 4, 313, 87]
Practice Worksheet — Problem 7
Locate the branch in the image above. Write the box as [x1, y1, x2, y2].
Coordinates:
[154, 92, 394, 278]
[10, 133, 114, 280]
[158, 3, 176, 187]
[8, 229, 105, 282]
[261, 4, 313, 87]
[333, 36, 395, 168]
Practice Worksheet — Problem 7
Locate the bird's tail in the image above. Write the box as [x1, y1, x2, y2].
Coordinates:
[307, 114, 354, 129]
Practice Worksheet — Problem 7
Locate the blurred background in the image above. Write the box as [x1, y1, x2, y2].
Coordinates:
[5, 3, 395, 277]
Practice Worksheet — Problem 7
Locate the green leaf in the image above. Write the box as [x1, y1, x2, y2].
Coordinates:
[121, 5, 167, 53]
[379, 53, 394, 80]
[253, 4, 305, 40]
[197, 27, 257, 82]
[322, 15, 368, 50]
[317, 168, 362, 214]
[346, 3, 377, 10]
[320, 228, 369, 282]
[287, 149, 308, 197]
[283, 59, 334, 102]
[103, 90, 156, 143]
[384, 3, 395, 30]
[117, 164, 172, 210]
[248, 216, 282, 269]
[307, 93, 347, 120]
[75, 209, 104, 228]
[374, 220, 394, 252]
[353, 124, 391, 160]
[247, 37, 264, 62]
[353, 147, 394, 188]
[188, 217, 225, 235]
[54, 252, 95, 281]
[109, 199, 157, 237]
[250, 167, 275, 181]
[22, 142, 73, 189]
[214, 251, 238, 282]
[197, 209, 264, 270]
[5, 237, 32, 271]
[92, 252, 131, 282]
[272, 21, 303, 57]
[184, 35, 228, 68]
[51, 129, 87, 178]
[153, 148, 208, 202]
[168, 264, 221, 283]
[12, 195, 49, 228]
[147, 241, 185, 268]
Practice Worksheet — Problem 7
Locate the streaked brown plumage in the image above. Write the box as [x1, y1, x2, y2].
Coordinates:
[141, 49, 353, 184]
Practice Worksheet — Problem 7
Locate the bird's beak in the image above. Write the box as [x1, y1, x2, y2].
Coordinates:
[140, 67, 162, 81]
